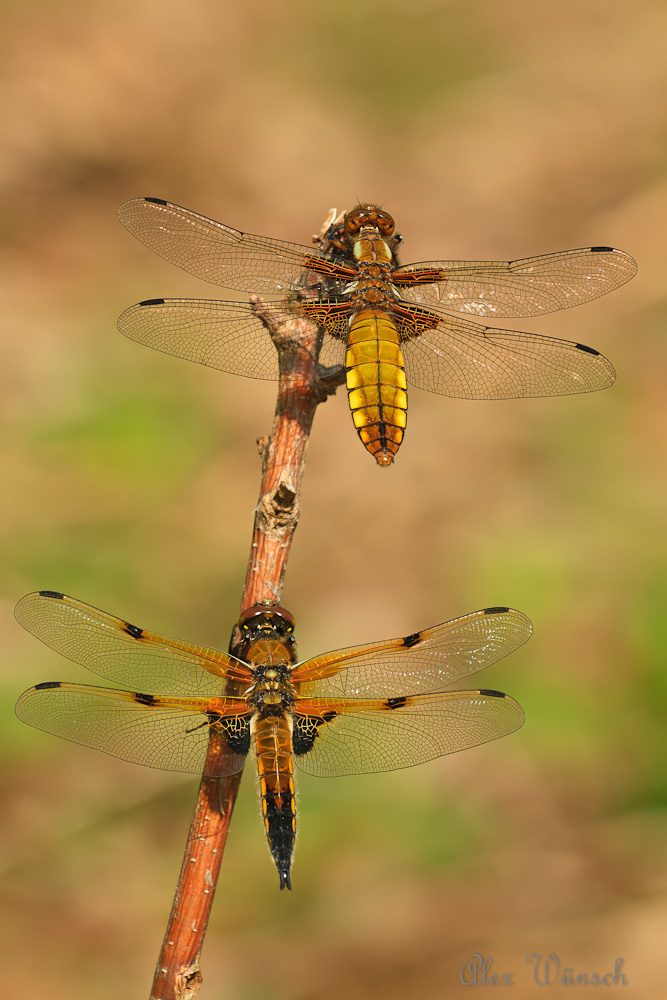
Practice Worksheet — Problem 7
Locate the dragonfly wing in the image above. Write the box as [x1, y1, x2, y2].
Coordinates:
[118, 298, 281, 379]
[293, 607, 531, 699]
[14, 592, 248, 698]
[317, 333, 347, 370]
[15, 682, 251, 775]
[118, 197, 351, 295]
[394, 247, 637, 318]
[398, 308, 615, 398]
[293, 689, 524, 777]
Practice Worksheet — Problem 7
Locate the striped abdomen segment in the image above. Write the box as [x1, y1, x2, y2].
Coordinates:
[346, 308, 407, 466]
[254, 715, 296, 890]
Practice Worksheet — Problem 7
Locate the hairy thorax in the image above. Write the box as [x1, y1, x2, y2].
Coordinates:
[244, 648, 297, 717]
[344, 260, 400, 313]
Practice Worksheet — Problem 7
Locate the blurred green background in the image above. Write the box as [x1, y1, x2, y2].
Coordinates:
[1, 0, 665, 996]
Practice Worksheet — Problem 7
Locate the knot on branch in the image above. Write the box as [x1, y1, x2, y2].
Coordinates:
[256, 474, 300, 538]
[174, 965, 203, 1000]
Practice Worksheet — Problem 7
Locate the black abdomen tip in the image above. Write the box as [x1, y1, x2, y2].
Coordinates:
[279, 869, 292, 891]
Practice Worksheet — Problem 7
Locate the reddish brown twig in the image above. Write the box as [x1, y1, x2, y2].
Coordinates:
[150, 297, 341, 1000]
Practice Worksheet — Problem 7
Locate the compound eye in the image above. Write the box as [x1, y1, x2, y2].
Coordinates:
[345, 208, 369, 234]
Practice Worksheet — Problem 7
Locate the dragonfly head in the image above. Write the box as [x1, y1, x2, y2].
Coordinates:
[237, 601, 296, 644]
[342, 204, 400, 264]
[344, 204, 396, 239]
[324, 204, 400, 263]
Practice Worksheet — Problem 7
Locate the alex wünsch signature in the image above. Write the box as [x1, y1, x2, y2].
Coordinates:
[459, 953, 628, 987]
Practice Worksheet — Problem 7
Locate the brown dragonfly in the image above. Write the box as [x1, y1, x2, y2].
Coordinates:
[118, 198, 636, 465]
[15, 591, 530, 889]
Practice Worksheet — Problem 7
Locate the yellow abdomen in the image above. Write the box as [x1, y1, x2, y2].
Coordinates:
[254, 716, 296, 890]
[346, 309, 407, 466]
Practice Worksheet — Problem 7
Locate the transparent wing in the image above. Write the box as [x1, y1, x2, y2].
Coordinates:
[316, 332, 347, 370]
[293, 607, 531, 699]
[399, 309, 615, 398]
[293, 689, 524, 777]
[394, 247, 637, 319]
[118, 298, 281, 379]
[118, 197, 354, 295]
[14, 592, 248, 698]
[118, 297, 347, 379]
[15, 682, 249, 775]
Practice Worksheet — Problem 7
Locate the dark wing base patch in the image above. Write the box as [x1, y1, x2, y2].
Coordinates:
[293, 713, 337, 756]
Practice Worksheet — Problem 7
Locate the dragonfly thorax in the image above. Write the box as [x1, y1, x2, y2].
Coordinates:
[343, 260, 399, 312]
[352, 233, 394, 264]
[247, 662, 297, 715]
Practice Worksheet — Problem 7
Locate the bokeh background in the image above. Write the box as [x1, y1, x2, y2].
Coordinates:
[1, 0, 665, 996]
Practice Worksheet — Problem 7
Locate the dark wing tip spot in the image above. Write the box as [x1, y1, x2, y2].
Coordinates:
[123, 622, 144, 639]
[385, 696, 408, 710]
[34, 681, 62, 690]
[483, 606, 510, 615]
[144, 197, 168, 205]
[38, 590, 65, 600]
[478, 688, 506, 699]
[139, 298, 165, 307]
[132, 691, 157, 706]
[575, 342, 600, 356]
[402, 632, 422, 648]
[590, 246, 614, 253]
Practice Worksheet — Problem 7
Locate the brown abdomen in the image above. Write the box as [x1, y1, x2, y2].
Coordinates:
[254, 715, 296, 890]
[346, 309, 407, 466]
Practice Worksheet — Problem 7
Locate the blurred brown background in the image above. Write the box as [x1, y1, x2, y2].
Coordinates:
[1, 0, 665, 996]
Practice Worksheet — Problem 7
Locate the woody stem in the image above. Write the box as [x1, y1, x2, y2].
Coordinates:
[150, 296, 339, 1000]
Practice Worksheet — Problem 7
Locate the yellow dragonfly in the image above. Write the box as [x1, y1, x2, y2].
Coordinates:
[118, 198, 636, 464]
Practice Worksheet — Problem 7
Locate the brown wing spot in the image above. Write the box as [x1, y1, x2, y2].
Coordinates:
[574, 343, 600, 356]
[483, 606, 510, 615]
[385, 695, 408, 710]
[293, 712, 338, 756]
[393, 268, 448, 285]
[132, 691, 157, 706]
[139, 298, 165, 307]
[302, 254, 356, 279]
[34, 681, 62, 690]
[145, 197, 168, 205]
[210, 713, 251, 755]
[402, 632, 422, 648]
[590, 246, 614, 252]
[122, 621, 144, 639]
[38, 590, 64, 600]
[477, 689, 505, 699]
